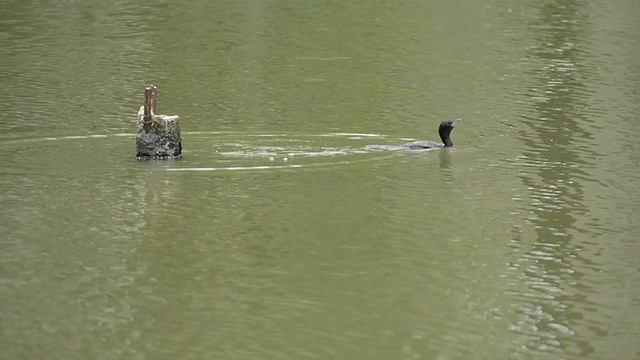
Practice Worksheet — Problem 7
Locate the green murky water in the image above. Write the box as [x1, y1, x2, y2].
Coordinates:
[1, 1, 639, 359]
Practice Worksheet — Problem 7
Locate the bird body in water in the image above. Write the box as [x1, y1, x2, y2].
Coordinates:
[402, 119, 460, 149]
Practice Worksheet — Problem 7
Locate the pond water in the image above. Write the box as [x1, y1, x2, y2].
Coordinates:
[1, 0, 639, 359]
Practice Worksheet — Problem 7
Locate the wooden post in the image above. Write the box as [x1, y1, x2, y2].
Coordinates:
[150, 85, 157, 115]
[136, 85, 182, 158]
[142, 86, 153, 133]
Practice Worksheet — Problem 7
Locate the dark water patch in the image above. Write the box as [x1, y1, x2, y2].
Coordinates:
[501, 1, 640, 358]
[0, 0, 156, 138]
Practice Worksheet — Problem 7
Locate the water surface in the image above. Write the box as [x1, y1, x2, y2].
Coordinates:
[1, 0, 639, 359]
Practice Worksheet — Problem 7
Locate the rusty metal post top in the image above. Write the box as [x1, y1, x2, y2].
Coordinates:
[143, 85, 158, 117]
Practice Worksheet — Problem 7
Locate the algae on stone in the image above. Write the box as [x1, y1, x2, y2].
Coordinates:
[136, 106, 182, 158]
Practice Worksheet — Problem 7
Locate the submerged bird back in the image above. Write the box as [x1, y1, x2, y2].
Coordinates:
[402, 140, 444, 149]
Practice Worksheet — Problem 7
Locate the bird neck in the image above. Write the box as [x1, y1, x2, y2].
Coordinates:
[439, 128, 453, 147]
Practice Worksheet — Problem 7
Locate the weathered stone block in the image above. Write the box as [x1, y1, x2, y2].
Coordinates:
[135, 85, 182, 158]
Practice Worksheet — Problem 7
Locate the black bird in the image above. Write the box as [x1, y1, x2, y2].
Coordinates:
[402, 119, 461, 149]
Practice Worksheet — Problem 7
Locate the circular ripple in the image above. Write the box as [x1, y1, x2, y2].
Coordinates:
[0, 131, 419, 173]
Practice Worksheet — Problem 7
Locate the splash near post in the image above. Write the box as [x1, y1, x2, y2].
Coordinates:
[136, 85, 182, 158]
